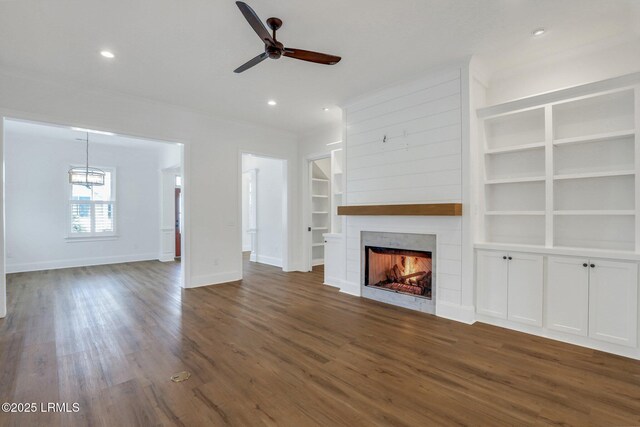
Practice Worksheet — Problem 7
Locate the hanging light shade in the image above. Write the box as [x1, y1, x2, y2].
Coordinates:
[68, 132, 105, 187]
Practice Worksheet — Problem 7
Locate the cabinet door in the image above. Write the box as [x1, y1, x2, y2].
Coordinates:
[323, 236, 342, 287]
[476, 251, 508, 319]
[507, 253, 543, 327]
[547, 256, 589, 336]
[588, 260, 638, 347]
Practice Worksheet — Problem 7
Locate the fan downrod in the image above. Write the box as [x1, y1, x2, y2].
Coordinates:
[265, 17, 284, 59]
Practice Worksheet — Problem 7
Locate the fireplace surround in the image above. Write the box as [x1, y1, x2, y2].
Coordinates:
[361, 231, 436, 314]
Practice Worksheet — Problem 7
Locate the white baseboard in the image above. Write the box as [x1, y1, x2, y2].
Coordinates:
[188, 270, 242, 288]
[6, 253, 159, 273]
[158, 253, 175, 262]
[323, 277, 342, 288]
[249, 254, 282, 268]
[339, 280, 361, 297]
[476, 314, 640, 360]
[436, 301, 476, 324]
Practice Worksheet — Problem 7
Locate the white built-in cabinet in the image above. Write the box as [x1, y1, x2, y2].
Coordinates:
[475, 76, 640, 358]
[478, 250, 638, 350]
[476, 251, 543, 326]
[548, 256, 638, 347]
[546, 256, 590, 336]
[479, 87, 638, 251]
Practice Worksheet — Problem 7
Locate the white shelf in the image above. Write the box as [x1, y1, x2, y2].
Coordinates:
[553, 129, 635, 146]
[334, 192, 343, 196]
[312, 194, 329, 198]
[312, 227, 328, 231]
[554, 210, 635, 216]
[485, 141, 545, 155]
[312, 243, 324, 247]
[312, 178, 329, 182]
[485, 176, 545, 185]
[553, 170, 635, 181]
[480, 84, 638, 251]
[485, 211, 545, 216]
[312, 211, 329, 214]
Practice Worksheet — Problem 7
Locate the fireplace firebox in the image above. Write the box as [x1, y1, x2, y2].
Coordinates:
[365, 246, 432, 298]
[360, 231, 436, 314]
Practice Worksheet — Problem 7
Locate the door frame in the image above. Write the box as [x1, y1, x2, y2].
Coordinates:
[0, 116, 189, 318]
[238, 150, 289, 274]
[303, 152, 331, 272]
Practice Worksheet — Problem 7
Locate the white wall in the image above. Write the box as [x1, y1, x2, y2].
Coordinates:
[340, 64, 475, 323]
[5, 133, 173, 272]
[242, 154, 285, 268]
[0, 68, 301, 317]
[241, 171, 252, 252]
[486, 37, 640, 105]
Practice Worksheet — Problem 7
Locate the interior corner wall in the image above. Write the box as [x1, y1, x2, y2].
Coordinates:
[5, 135, 165, 272]
[486, 37, 640, 104]
[0, 68, 300, 303]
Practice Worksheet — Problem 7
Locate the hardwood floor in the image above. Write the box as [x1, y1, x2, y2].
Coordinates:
[1, 258, 639, 426]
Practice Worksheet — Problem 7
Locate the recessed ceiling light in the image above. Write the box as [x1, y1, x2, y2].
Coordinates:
[267, 100, 277, 106]
[323, 107, 330, 112]
[100, 50, 115, 59]
[531, 28, 546, 37]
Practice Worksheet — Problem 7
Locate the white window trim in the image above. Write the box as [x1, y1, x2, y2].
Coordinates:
[67, 165, 118, 240]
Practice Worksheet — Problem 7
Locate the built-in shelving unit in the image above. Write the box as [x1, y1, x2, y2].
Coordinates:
[330, 148, 344, 233]
[311, 161, 331, 265]
[479, 86, 639, 252]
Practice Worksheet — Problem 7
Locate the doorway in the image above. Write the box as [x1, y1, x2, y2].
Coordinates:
[0, 117, 187, 319]
[240, 153, 287, 270]
[309, 157, 331, 267]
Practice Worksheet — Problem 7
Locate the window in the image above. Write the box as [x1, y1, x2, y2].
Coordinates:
[69, 168, 116, 237]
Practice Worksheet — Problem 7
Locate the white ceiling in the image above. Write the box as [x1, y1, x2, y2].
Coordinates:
[0, 0, 638, 133]
[4, 119, 178, 150]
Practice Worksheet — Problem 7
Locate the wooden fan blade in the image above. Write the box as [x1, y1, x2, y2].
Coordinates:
[283, 48, 341, 65]
[234, 52, 269, 73]
[236, 1, 275, 46]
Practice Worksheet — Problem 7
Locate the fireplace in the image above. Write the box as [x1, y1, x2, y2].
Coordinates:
[361, 231, 436, 314]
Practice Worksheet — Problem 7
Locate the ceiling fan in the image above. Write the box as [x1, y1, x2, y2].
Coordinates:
[234, 1, 341, 73]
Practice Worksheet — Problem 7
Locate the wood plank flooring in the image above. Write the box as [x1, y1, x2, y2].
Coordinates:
[0, 257, 639, 426]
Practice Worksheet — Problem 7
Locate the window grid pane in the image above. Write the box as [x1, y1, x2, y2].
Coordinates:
[69, 169, 115, 237]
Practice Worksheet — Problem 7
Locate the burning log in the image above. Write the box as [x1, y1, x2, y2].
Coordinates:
[400, 270, 427, 280]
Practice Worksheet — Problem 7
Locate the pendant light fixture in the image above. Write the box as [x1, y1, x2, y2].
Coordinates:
[68, 132, 105, 187]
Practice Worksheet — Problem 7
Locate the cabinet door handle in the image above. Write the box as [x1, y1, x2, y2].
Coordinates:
[508, 256, 513, 260]
[503, 256, 507, 260]
[590, 263, 596, 268]
[583, 263, 588, 268]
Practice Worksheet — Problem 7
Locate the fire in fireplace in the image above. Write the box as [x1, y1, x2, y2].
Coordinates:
[364, 246, 432, 298]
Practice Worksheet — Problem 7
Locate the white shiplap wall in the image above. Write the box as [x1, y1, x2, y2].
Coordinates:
[343, 67, 464, 309]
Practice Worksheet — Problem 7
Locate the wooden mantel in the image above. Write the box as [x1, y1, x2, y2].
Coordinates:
[337, 203, 462, 216]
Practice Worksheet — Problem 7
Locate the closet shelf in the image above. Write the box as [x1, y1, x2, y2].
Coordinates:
[311, 227, 329, 231]
[485, 211, 545, 216]
[312, 194, 329, 198]
[554, 210, 635, 216]
[485, 141, 545, 155]
[312, 211, 329, 214]
[312, 178, 329, 182]
[553, 170, 635, 181]
[485, 176, 545, 185]
[553, 129, 635, 146]
[312, 243, 324, 247]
